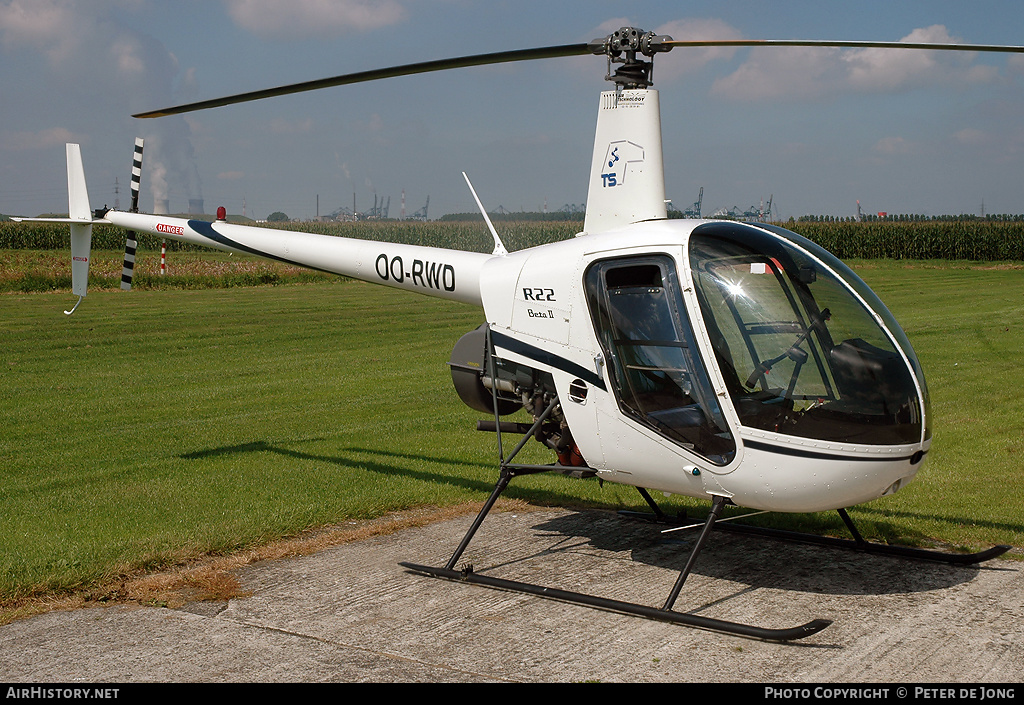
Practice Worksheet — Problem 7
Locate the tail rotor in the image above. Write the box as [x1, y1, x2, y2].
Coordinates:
[120, 137, 144, 291]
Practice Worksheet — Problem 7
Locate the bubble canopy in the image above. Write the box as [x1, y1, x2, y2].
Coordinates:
[688, 222, 929, 448]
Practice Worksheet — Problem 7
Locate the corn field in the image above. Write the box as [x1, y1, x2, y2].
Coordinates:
[0, 220, 580, 254]
[3, 218, 1024, 260]
[784, 220, 1024, 261]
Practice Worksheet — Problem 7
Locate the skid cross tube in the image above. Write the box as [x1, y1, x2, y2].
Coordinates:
[626, 488, 1012, 566]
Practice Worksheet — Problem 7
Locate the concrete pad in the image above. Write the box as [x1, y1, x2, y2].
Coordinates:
[0, 507, 1020, 683]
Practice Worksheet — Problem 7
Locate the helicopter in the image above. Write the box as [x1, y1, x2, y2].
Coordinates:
[23, 26, 1021, 641]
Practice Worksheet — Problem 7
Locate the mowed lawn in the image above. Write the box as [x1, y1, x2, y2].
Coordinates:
[0, 278, 635, 601]
[1, 261, 1023, 605]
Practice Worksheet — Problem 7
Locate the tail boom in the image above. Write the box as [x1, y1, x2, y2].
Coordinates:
[103, 211, 493, 307]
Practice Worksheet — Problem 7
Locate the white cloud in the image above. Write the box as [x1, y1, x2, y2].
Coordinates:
[222, 0, 408, 40]
[712, 25, 1001, 101]
[0, 0, 91, 64]
[0, 127, 81, 151]
[654, 18, 742, 77]
[871, 136, 913, 155]
[0, 0, 205, 208]
[0, 0, 65, 43]
[843, 25, 997, 92]
[270, 118, 315, 134]
[712, 44, 842, 100]
[0, 1, 178, 90]
[953, 127, 988, 146]
[110, 34, 147, 78]
[590, 18, 632, 37]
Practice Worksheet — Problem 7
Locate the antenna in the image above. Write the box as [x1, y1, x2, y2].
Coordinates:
[462, 172, 507, 256]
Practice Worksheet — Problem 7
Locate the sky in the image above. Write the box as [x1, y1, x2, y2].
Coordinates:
[2, 0, 1024, 222]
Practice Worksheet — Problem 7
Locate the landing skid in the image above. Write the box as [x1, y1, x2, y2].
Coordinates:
[400, 561, 832, 642]
[624, 488, 1012, 566]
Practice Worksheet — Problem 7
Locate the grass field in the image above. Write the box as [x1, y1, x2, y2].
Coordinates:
[0, 249, 337, 293]
[2, 255, 1023, 619]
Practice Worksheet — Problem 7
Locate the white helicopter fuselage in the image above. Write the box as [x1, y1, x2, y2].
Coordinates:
[477, 219, 929, 512]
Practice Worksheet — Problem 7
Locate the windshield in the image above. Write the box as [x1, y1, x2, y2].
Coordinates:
[688, 223, 926, 446]
[585, 255, 736, 465]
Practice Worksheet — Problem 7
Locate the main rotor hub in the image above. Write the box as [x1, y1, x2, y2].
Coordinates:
[588, 26, 673, 89]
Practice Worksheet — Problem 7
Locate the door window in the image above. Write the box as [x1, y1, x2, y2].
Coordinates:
[585, 255, 736, 465]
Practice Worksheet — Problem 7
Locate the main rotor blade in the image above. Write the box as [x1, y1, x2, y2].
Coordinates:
[134, 43, 589, 118]
[664, 38, 1024, 53]
[135, 36, 1024, 120]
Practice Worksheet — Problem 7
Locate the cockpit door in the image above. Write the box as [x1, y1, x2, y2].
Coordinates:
[584, 254, 736, 466]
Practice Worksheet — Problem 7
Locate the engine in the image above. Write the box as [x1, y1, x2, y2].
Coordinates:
[448, 325, 586, 467]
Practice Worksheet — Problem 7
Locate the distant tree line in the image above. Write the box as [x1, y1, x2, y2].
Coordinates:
[440, 210, 1024, 224]
[439, 211, 584, 222]
[795, 213, 1024, 223]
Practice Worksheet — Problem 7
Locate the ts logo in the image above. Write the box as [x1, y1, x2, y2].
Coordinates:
[600, 140, 644, 188]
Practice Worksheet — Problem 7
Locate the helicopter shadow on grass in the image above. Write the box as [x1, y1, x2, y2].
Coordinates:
[179, 440, 630, 510]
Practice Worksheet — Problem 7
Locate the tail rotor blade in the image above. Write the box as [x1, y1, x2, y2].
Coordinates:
[129, 137, 143, 211]
[120, 232, 138, 291]
[121, 137, 144, 291]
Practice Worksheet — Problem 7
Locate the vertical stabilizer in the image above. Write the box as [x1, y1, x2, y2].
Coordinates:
[66, 144, 92, 221]
[581, 89, 667, 235]
[69, 223, 92, 299]
[66, 144, 93, 310]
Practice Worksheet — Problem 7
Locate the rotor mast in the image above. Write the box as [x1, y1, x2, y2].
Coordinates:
[588, 26, 674, 89]
[582, 27, 673, 236]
